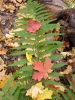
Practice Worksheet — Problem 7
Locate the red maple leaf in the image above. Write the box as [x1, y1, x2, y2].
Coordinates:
[32, 58, 53, 81]
[26, 19, 41, 33]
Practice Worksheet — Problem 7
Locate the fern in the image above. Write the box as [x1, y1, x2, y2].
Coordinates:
[0, 0, 67, 100]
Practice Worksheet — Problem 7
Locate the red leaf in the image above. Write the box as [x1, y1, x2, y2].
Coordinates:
[32, 58, 53, 81]
[71, 78, 75, 85]
[26, 20, 41, 33]
[63, 41, 70, 47]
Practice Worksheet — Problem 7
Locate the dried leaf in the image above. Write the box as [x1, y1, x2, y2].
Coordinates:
[0, 74, 14, 88]
[11, 0, 22, 3]
[0, 70, 6, 80]
[60, 65, 72, 75]
[26, 82, 44, 99]
[55, 85, 65, 92]
[61, 51, 73, 57]
[49, 76, 60, 81]
[0, 57, 6, 70]
[37, 88, 53, 100]
[0, 0, 3, 9]
[0, 48, 7, 55]
[3, 3, 15, 13]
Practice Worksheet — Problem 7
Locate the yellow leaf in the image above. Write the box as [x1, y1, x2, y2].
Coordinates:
[0, 74, 14, 89]
[26, 82, 44, 99]
[37, 88, 53, 100]
[26, 52, 33, 63]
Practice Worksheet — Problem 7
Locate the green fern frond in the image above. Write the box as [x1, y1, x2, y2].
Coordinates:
[1, 0, 67, 100]
[9, 0, 64, 88]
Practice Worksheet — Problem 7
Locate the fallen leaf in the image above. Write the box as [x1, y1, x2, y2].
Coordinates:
[0, 74, 14, 88]
[0, 70, 6, 80]
[16, 0, 23, 3]
[26, 82, 44, 99]
[26, 52, 33, 63]
[26, 19, 41, 33]
[0, 57, 6, 69]
[63, 41, 70, 47]
[61, 51, 73, 57]
[37, 88, 53, 100]
[60, 65, 72, 75]
[11, 0, 22, 3]
[0, 0, 3, 9]
[55, 85, 65, 92]
[0, 57, 6, 80]
[5, 39, 19, 47]
[3, 3, 15, 13]
[0, 48, 7, 55]
[49, 76, 60, 81]
[32, 58, 53, 81]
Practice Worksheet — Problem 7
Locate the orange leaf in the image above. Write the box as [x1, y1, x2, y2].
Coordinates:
[32, 58, 53, 81]
[0, 74, 14, 89]
[0, 48, 7, 54]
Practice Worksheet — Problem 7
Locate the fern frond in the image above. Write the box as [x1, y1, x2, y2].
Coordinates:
[2, 0, 67, 100]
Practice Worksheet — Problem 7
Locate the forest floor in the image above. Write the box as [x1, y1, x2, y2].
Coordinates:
[0, 0, 75, 91]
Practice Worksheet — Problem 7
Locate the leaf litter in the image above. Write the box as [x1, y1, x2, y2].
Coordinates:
[0, 0, 75, 95]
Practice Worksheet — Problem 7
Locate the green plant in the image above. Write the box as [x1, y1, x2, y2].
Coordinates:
[0, 0, 68, 100]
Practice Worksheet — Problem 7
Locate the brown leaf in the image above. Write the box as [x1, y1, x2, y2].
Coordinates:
[11, 0, 22, 3]
[0, 0, 3, 9]
[60, 65, 72, 75]
[0, 57, 6, 70]
[55, 85, 65, 92]
[0, 48, 7, 54]
[16, 0, 23, 3]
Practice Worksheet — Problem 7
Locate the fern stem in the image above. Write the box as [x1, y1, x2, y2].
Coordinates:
[35, 32, 40, 60]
